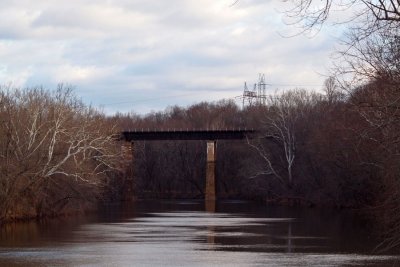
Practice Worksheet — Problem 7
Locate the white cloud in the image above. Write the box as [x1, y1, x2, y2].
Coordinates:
[0, 0, 341, 114]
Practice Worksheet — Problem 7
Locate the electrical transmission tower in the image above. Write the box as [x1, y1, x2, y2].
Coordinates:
[240, 73, 269, 108]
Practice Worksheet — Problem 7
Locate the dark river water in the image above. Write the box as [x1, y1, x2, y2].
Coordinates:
[0, 200, 399, 266]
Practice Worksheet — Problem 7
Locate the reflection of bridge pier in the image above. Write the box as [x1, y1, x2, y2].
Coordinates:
[120, 129, 255, 200]
[205, 200, 216, 213]
[287, 221, 293, 253]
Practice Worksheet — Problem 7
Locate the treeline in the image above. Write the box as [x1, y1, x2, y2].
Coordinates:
[0, 85, 125, 222]
[113, 76, 400, 250]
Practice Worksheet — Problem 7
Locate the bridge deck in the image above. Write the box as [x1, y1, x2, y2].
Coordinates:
[121, 129, 256, 141]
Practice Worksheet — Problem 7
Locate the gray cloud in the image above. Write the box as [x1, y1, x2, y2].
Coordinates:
[0, 0, 340, 114]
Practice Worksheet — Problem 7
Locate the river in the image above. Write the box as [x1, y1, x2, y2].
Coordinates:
[0, 200, 398, 266]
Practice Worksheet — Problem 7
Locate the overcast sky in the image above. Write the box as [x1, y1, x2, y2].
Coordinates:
[0, 0, 343, 114]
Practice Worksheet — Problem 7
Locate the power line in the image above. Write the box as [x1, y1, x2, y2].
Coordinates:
[268, 83, 323, 87]
[101, 93, 204, 106]
[100, 83, 324, 106]
[239, 74, 324, 108]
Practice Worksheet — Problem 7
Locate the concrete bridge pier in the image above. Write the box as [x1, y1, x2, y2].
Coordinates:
[205, 140, 217, 202]
[121, 141, 135, 201]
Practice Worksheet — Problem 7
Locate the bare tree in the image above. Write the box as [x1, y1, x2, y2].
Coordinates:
[283, 0, 400, 36]
[323, 76, 345, 104]
[0, 85, 123, 221]
[249, 89, 320, 187]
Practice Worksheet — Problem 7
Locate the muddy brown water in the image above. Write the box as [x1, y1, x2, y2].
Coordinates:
[0, 200, 399, 266]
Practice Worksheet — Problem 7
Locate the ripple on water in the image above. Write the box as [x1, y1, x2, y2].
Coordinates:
[0, 201, 399, 266]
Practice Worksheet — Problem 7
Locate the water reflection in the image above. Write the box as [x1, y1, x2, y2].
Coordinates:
[287, 221, 293, 253]
[205, 200, 216, 246]
[0, 200, 399, 267]
[205, 200, 216, 213]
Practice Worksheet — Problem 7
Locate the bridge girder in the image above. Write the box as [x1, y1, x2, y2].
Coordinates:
[121, 129, 256, 141]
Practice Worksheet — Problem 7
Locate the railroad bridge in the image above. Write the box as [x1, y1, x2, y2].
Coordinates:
[120, 129, 256, 201]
